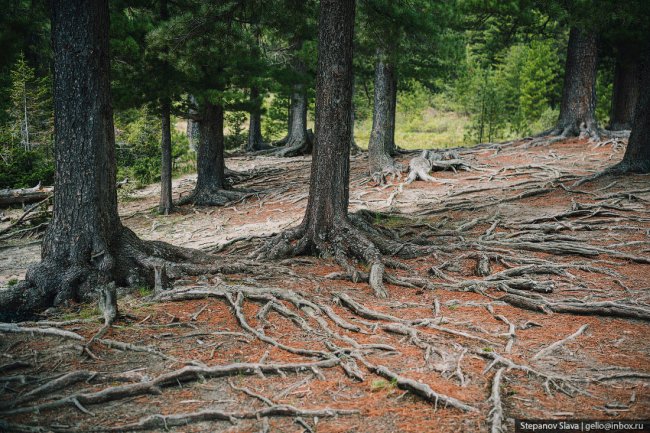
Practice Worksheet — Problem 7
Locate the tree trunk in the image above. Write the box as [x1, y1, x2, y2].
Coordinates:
[617, 47, 650, 173]
[177, 102, 246, 206]
[186, 95, 199, 152]
[302, 1, 355, 237]
[159, 97, 173, 214]
[0, 0, 147, 318]
[368, 49, 400, 178]
[555, 27, 599, 138]
[195, 103, 225, 194]
[246, 87, 266, 152]
[257, 0, 407, 297]
[276, 41, 313, 157]
[610, 44, 639, 131]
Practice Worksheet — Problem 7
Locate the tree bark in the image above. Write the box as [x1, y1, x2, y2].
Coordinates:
[159, 97, 173, 214]
[0, 0, 146, 318]
[246, 87, 266, 152]
[302, 3, 355, 238]
[554, 27, 599, 139]
[193, 103, 225, 197]
[609, 44, 639, 131]
[616, 47, 650, 173]
[276, 41, 313, 157]
[186, 95, 199, 152]
[368, 49, 400, 178]
[177, 102, 246, 206]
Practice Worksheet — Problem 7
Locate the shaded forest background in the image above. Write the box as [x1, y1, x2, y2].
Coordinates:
[0, 0, 621, 190]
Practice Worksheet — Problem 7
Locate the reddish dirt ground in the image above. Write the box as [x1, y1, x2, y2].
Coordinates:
[0, 137, 649, 432]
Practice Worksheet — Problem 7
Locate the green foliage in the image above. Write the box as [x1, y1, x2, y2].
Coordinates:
[262, 95, 290, 141]
[114, 108, 193, 187]
[0, 146, 53, 188]
[453, 37, 564, 142]
[0, 53, 54, 189]
[224, 111, 247, 150]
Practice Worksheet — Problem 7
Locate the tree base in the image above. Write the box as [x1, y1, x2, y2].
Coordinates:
[370, 155, 404, 185]
[0, 227, 220, 321]
[254, 211, 431, 298]
[176, 187, 251, 207]
[525, 123, 600, 148]
[275, 131, 314, 157]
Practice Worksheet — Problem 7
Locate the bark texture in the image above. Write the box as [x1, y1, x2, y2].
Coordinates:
[610, 44, 639, 131]
[0, 0, 205, 320]
[186, 95, 199, 152]
[257, 0, 398, 297]
[368, 50, 400, 179]
[616, 48, 650, 173]
[554, 28, 599, 139]
[0, 0, 146, 319]
[159, 98, 173, 214]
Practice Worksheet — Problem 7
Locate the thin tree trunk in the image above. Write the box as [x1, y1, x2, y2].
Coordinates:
[159, 97, 173, 214]
[246, 87, 266, 152]
[555, 27, 599, 139]
[186, 95, 199, 152]
[610, 44, 639, 131]
[368, 49, 399, 178]
[617, 47, 650, 173]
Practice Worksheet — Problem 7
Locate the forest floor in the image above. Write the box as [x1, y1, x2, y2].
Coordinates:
[0, 136, 649, 433]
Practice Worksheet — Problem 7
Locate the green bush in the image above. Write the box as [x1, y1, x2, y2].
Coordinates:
[114, 108, 193, 187]
[0, 146, 54, 188]
[224, 111, 247, 150]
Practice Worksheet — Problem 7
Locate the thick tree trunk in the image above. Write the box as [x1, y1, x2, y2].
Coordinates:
[246, 87, 266, 152]
[368, 50, 400, 178]
[0, 0, 150, 318]
[159, 98, 173, 214]
[302, 9, 355, 236]
[555, 27, 599, 138]
[194, 103, 225, 195]
[610, 44, 639, 131]
[616, 48, 650, 173]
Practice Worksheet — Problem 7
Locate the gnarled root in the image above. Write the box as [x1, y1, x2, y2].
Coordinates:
[254, 212, 434, 298]
[0, 227, 246, 321]
[176, 187, 252, 207]
[275, 130, 314, 157]
[524, 122, 600, 148]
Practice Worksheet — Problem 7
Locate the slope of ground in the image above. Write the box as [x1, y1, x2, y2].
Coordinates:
[0, 137, 648, 433]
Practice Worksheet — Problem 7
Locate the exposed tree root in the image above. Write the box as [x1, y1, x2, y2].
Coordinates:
[531, 324, 589, 361]
[254, 212, 433, 298]
[354, 355, 477, 412]
[175, 187, 252, 207]
[274, 131, 314, 157]
[0, 226, 268, 321]
[0, 359, 339, 416]
[91, 405, 357, 432]
[524, 122, 600, 148]
[488, 368, 505, 433]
